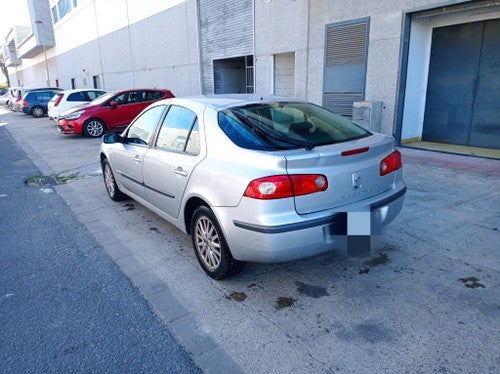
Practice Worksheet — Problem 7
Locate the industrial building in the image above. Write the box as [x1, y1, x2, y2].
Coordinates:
[2, 0, 499, 153]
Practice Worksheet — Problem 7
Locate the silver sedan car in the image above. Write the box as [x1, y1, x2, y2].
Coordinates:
[100, 96, 406, 279]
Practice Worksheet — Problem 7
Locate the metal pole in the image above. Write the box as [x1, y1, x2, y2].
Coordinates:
[43, 44, 50, 87]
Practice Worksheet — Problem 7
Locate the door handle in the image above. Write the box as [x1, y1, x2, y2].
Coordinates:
[133, 155, 142, 163]
[174, 167, 188, 177]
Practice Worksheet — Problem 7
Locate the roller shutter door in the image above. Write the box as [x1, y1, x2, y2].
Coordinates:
[323, 18, 369, 117]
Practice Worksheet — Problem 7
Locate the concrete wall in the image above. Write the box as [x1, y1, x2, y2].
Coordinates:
[17, 0, 200, 95]
[10, 0, 499, 139]
[254, 0, 309, 98]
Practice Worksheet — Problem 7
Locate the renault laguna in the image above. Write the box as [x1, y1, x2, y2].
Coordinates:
[99, 96, 406, 279]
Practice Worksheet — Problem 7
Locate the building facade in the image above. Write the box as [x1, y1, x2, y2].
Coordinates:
[2, 0, 499, 150]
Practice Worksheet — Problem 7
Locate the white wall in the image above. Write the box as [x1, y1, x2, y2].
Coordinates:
[17, 0, 200, 95]
[254, 0, 308, 98]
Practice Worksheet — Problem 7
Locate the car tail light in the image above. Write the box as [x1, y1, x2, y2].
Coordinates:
[380, 150, 402, 176]
[22, 100, 28, 107]
[244, 174, 328, 199]
[54, 94, 63, 107]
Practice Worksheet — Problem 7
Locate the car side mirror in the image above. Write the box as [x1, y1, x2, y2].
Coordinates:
[110, 101, 118, 109]
[102, 133, 122, 144]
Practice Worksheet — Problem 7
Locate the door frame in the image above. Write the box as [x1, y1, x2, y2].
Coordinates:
[395, 2, 500, 145]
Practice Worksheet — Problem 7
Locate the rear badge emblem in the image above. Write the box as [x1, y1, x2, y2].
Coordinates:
[352, 172, 362, 189]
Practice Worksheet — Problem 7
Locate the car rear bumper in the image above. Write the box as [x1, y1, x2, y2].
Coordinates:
[216, 183, 406, 263]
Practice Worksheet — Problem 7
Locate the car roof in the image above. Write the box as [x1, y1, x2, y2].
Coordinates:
[24, 89, 59, 95]
[167, 94, 301, 110]
[14, 87, 62, 93]
[58, 89, 106, 94]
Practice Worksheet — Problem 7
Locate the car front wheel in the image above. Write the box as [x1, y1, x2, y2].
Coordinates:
[84, 119, 105, 137]
[102, 159, 126, 201]
[31, 106, 45, 118]
[190, 206, 244, 280]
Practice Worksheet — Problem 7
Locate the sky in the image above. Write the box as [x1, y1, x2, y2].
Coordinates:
[0, 0, 31, 40]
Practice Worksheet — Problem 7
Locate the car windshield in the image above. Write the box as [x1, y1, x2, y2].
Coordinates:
[89, 91, 117, 105]
[219, 102, 371, 150]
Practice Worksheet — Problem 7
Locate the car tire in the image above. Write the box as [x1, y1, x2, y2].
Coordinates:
[190, 206, 245, 280]
[102, 159, 127, 201]
[84, 119, 105, 137]
[31, 106, 45, 118]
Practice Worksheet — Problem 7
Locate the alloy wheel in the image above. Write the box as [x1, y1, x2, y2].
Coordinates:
[85, 120, 104, 137]
[32, 107, 44, 117]
[103, 163, 115, 197]
[194, 216, 222, 271]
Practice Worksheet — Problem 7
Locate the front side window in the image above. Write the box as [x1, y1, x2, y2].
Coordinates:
[219, 102, 370, 150]
[114, 91, 143, 105]
[156, 106, 199, 154]
[126, 105, 166, 145]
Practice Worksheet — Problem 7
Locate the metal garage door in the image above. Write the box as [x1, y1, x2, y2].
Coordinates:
[423, 19, 500, 149]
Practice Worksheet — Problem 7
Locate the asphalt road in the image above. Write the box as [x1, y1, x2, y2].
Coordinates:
[0, 125, 201, 373]
[1, 107, 499, 373]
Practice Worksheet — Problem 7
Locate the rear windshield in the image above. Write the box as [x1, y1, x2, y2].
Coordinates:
[218, 102, 370, 150]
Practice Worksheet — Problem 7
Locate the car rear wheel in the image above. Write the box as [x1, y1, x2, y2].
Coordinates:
[102, 159, 127, 201]
[31, 106, 45, 118]
[191, 206, 245, 280]
[84, 119, 105, 137]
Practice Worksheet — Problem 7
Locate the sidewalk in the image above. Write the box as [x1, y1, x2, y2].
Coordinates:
[3, 108, 499, 373]
[400, 146, 500, 176]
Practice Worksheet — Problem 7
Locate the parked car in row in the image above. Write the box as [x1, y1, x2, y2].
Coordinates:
[58, 88, 175, 137]
[0, 93, 9, 106]
[48, 89, 106, 120]
[20, 89, 62, 117]
[100, 95, 406, 279]
[8, 87, 63, 112]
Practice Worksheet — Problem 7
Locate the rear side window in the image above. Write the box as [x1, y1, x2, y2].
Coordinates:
[219, 102, 370, 150]
[34, 91, 56, 101]
[144, 91, 165, 101]
[67, 92, 87, 101]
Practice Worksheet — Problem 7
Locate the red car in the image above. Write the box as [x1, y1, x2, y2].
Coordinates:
[57, 89, 174, 137]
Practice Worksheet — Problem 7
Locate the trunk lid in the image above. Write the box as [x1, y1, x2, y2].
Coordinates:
[284, 134, 396, 214]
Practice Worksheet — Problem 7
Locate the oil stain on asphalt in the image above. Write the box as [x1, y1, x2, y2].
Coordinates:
[123, 203, 135, 211]
[458, 277, 485, 289]
[227, 291, 247, 302]
[295, 281, 329, 298]
[276, 297, 296, 310]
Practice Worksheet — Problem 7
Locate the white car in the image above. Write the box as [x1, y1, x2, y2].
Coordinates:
[48, 89, 106, 120]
